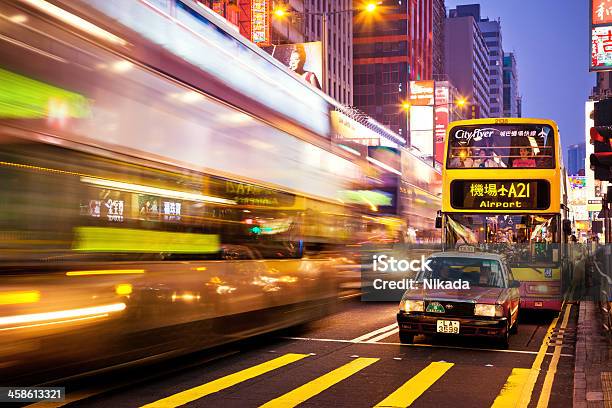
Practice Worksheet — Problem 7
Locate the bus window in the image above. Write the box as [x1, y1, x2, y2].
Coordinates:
[447, 124, 555, 169]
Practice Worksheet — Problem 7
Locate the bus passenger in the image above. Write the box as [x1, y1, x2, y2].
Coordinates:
[450, 148, 474, 167]
[512, 147, 536, 168]
[474, 149, 499, 168]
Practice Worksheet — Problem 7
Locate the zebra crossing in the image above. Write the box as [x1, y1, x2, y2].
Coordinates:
[139, 352, 534, 407]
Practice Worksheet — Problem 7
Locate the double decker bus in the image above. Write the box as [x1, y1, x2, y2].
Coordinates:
[440, 118, 571, 312]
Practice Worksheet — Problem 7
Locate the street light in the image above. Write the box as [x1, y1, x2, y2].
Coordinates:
[365, 2, 378, 12]
[272, 2, 380, 93]
[456, 97, 467, 108]
[401, 101, 411, 111]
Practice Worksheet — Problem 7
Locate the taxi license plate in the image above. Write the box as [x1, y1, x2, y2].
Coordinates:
[436, 320, 460, 334]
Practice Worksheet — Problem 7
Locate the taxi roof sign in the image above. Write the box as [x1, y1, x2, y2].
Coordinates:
[457, 245, 476, 253]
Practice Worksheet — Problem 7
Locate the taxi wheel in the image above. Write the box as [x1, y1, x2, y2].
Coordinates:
[497, 322, 510, 349]
[399, 331, 415, 344]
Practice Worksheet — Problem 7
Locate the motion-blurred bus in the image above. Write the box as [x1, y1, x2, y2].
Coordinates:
[0, 0, 378, 383]
[439, 118, 571, 312]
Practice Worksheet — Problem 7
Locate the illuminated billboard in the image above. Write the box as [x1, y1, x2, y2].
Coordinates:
[409, 81, 435, 106]
[434, 83, 450, 164]
[593, 0, 612, 25]
[591, 25, 612, 70]
[591, 0, 612, 71]
[251, 0, 270, 45]
[264, 42, 323, 90]
[409, 106, 434, 157]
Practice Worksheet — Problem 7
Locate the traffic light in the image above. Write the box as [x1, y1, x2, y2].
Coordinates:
[590, 125, 612, 181]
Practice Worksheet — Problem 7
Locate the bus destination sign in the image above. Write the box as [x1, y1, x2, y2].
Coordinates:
[450, 180, 550, 210]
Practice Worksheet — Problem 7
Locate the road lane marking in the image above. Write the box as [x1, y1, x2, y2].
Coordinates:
[490, 368, 531, 408]
[535, 303, 572, 408]
[280, 337, 573, 357]
[513, 306, 562, 408]
[365, 328, 399, 343]
[140, 353, 309, 408]
[260, 357, 379, 408]
[373, 361, 453, 407]
[350, 323, 398, 343]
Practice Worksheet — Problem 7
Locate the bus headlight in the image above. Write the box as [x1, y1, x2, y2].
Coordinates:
[475, 304, 503, 317]
[400, 299, 424, 313]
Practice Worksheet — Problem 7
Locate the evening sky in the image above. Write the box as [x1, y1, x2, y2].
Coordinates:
[445, 0, 594, 148]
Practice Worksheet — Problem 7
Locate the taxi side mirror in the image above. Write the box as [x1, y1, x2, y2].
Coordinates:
[509, 280, 521, 288]
[435, 216, 442, 229]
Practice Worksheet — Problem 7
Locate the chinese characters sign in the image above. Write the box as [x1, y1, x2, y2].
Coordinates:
[593, 0, 612, 25]
[450, 180, 550, 211]
[592, 26, 612, 70]
[409, 81, 435, 106]
[591, 1, 612, 71]
[251, 0, 269, 45]
[105, 199, 124, 222]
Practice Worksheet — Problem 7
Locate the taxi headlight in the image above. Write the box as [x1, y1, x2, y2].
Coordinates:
[474, 304, 503, 317]
[400, 299, 424, 313]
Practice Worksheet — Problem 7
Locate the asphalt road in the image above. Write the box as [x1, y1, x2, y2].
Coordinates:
[29, 298, 577, 408]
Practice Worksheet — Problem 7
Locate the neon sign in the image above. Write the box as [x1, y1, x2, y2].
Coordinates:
[251, 0, 269, 45]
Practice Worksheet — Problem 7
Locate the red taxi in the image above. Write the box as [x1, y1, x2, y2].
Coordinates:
[396, 249, 520, 348]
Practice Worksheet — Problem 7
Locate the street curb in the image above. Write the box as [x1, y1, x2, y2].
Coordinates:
[573, 301, 611, 408]
[573, 302, 587, 408]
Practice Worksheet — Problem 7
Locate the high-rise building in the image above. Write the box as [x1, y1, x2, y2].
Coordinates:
[269, 0, 307, 45]
[432, 0, 446, 78]
[199, 0, 353, 105]
[567, 143, 586, 176]
[503, 52, 520, 117]
[477, 18, 503, 117]
[448, 4, 509, 118]
[302, 0, 354, 105]
[353, 0, 433, 139]
[445, 8, 489, 118]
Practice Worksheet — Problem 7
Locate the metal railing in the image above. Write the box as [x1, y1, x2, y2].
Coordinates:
[592, 245, 612, 335]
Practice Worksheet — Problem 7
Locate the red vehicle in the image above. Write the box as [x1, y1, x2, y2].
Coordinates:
[396, 250, 520, 348]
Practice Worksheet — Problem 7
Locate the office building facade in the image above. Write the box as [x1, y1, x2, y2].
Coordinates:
[302, 0, 354, 105]
[503, 52, 520, 117]
[445, 9, 489, 118]
[353, 0, 433, 139]
[477, 17, 503, 116]
[432, 0, 446, 78]
[199, 0, 353, 105]
[567, 143, 586, 176]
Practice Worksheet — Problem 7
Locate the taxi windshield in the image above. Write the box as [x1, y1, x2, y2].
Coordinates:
[417, 257, 506, 288]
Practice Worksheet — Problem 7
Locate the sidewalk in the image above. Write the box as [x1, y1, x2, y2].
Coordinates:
[573, 301, 612, 408]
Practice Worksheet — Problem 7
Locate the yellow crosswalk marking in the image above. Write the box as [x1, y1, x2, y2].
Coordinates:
[140, 353, 309, 408]
[490, 368, 531, 408]
[260, 357, 379, 408]
[536, 304, 572, 408]
[373, 361, 454, 407]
